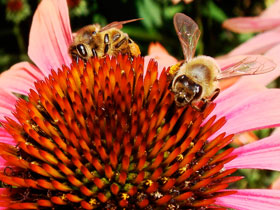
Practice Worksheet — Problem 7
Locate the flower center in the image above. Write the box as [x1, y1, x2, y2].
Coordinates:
[0, 55, 239, 209]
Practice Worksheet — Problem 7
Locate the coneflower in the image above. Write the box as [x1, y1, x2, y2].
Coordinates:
[0, 54, 239, 209]
[1, 0, 280, 209]
[5, 0, 30, 23]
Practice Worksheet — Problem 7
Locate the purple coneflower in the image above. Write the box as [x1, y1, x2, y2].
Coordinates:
[0, 0, 280, 209]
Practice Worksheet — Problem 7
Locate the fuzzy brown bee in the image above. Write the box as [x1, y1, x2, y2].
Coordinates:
[69, 19, 142, 62]
[170, 13, 276, 110]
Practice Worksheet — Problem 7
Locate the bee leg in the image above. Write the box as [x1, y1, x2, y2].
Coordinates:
[71, 54, 79, 63]
[209, 88, 220, 102]
[197, 88, 221, 112]
[195, 100, 208, 112]
[191, 104, 204, 112]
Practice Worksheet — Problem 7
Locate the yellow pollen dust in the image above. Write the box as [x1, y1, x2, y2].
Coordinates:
[179, 166, 187, 174]
[176, 154, 184, 161]
[61, 194, 67, 201]
[121, 193, 130, 200]
[145, 179, 153, 187]
[89, 198, 97, 205]
[161, 177, 168, 184]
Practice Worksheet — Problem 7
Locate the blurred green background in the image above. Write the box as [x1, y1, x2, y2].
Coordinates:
[0, 0, 271, 71]
[0, 0, 279, 190]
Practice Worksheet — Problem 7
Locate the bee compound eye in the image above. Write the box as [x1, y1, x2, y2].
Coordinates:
[175, 75, 188, 85]
[77, 44, 87, 57]
[176, 96, 186, 104]
[193, 84, 202, 99]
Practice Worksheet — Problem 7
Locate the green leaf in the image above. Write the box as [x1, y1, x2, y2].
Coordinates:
[122, 26, 163, 41]
[92, 14, 107, 26]
[203, 0, 227, 22]
[163, 5, 184, 19]
[136, 0, 162, 29]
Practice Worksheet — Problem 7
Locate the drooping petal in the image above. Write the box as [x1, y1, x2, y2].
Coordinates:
[228, 26, 280, 56]
[0, 188, 11, 207]
[232, 131, 258, 146]
[28, 0, 72, 75]
[145, 42, 178, 75]
[147, 42, 178, 66]
[272, 127, 280, 135]
[211, 88, 280, 138]
[217, 54, 276, 73]
[271, 176, 280, 189]
[215, 189, 280, 210]
[259, 0, 280, 18]
[0, 89, 18, 123]
[209, 79, 265, 119]
[0, 128, 15, 145]
[222, 17, 280, 33]
[0, 62, 44, 95]
[236, 44, 280, 86]
[224, 132, 280, 171]
[223, 0, 280, 33]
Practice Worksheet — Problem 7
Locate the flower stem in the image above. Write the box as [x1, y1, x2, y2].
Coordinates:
[13, 23, 26, 55]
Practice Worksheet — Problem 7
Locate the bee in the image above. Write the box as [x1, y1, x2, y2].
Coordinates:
[69, 19, 142, 62]
[170, 13, 276, 110]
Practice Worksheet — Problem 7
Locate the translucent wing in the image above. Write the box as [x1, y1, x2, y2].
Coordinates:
[100, 18, 143, 32]
[217, 55, 276, 79]
[173, 13, 201, 62]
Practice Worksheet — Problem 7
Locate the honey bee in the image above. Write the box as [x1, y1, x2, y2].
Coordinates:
[170, 13, 276, 110]
[69, 19, 142, 62]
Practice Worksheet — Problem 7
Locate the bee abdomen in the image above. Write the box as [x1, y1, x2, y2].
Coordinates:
[92, 48, 97, 57]
[76, 44, 87, 57]
[113, 33, 121, 42]
[104, 33, 109, 44]
[104, 44, 109, 54]
[115, 38, 127, 49]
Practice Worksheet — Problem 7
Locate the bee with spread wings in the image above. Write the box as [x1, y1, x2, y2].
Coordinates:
[170, 13, 276, 110]
[69, 18, 142, 62]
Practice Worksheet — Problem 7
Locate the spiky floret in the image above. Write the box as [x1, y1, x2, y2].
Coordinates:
[0, 55, 240, 209]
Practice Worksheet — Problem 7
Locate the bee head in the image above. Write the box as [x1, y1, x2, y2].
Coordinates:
[173, 74, 202, 107]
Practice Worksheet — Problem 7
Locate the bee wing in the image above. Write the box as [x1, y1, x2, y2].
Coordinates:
[173, 13, 201, 62]
[100, 18, 143, 32]
[217, 55, 276, 79]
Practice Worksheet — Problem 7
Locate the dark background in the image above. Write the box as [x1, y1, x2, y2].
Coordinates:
[0, 0, 266, 71]
[0, 0, 279, 189]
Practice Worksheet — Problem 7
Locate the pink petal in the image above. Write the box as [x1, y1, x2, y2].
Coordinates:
[228, 26, 280, 56]
[145, 42, 178, 75]
[215, 189, 280, 210]
[0, 128, 15, 145]
[0, 89, 18, 123]
[209, 79, 265, 120]
[272, 127, 280, 136]
[260, 0, 280, 18]
[237, 44, 280, 86]
[28, 0, 72, 76]
[223, 17, 280, 33]
[223, 0, 280, 34]
[216, 53, 280, 88]
[0, 157, 7, 170]
[0, 128, 15, 170]
[224, 132, 280, 170]
[211, 88, 280, 138]
[0, 62, 44, 95]
[217, 54, 276, 73]
[271, 176, 280, 189]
